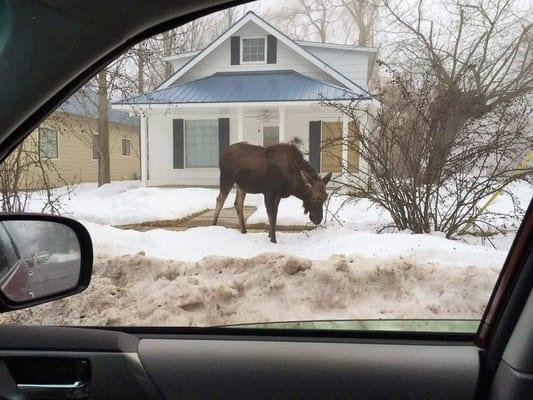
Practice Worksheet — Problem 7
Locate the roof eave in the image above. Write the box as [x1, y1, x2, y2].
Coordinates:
[112, 98, 372, 110]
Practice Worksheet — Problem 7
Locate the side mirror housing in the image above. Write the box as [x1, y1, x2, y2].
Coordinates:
[0, 213, 92, 312]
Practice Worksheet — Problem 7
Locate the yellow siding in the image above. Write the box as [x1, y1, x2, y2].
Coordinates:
[31, 113, 140, 187]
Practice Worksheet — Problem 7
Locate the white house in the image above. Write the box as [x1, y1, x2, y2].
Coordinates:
[113, 11, 377, 187]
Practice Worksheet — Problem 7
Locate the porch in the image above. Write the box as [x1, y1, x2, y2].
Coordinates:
[137, 101, 363, 187]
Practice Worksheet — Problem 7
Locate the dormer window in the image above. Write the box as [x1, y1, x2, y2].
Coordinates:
[241, 37, 266, 63]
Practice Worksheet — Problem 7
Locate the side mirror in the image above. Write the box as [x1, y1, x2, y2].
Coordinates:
[0, 214, 92, 312]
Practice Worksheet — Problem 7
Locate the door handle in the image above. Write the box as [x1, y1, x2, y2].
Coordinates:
[17, 381, 89, 399]
[17, 381, 85, 390]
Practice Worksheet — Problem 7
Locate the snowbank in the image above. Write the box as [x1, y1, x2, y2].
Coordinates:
[0, 252, 499, 326]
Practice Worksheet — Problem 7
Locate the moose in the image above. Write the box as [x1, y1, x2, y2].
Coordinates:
[212, 142, 332, 243]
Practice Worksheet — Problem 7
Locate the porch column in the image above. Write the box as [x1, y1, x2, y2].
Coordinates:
[140, 114, 148, 186]
[237, 107, 244, 142]
[279, 106, 286, 142]
[341, 114, 349, 184]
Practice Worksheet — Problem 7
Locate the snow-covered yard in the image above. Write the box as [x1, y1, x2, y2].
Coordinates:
[5, 179, 529, 326]
[25, 179, 531, 266]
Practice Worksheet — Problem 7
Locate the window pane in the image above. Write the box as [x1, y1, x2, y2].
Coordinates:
[185, 119, 219, 167]
[39, 128, 58, 158]
[122, 139, 131, 156]
[243, 38, 265, 62]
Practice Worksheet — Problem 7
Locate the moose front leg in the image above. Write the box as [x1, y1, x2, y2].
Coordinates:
[265, 193, 281, 243]
[234, 186, 247, 234]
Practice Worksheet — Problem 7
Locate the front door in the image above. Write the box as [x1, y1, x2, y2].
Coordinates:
[263, 126, 279, 147]
[320, 121, 359, 173]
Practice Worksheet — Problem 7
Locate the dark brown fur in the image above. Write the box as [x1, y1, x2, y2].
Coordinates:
[212, 142, 331, 243]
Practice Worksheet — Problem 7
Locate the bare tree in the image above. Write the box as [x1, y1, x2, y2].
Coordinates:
[382, 0, 532, 180]
[0, 135, 73, 214]
[96, 70, 111, 186]
[324, 65, 532, 238]
[220, 4, 250, 28]
[341, 0, 379, 46]
[136, 42, 146, 95]
[269, 0, 343, 42]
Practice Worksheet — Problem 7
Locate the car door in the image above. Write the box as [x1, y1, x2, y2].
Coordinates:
[0, 1, 531, 399]
[0, 211, 529, 400]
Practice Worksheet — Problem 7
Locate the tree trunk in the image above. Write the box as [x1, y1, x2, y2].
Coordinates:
[162, 31, 173, 80]
[97, 71, 111, 187]
[137, 42, 145, 94]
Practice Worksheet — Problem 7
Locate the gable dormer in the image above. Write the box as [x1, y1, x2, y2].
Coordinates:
[159, 12, 374, 94]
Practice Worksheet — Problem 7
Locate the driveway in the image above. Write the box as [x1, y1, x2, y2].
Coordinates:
[117, 206, 315, 232]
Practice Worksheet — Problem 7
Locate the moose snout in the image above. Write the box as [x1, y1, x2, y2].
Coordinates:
[310, 214, 322, 225]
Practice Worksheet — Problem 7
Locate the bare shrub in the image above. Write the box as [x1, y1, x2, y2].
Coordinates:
[0, 135, 73, 214]
[323, 68, 532, 238]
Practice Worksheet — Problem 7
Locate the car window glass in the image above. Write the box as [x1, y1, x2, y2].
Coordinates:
[0, 0, 531, 331]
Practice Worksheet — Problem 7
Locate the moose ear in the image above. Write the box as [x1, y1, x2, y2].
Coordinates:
[300, 170, 312, 188]
[322, 172, 332, 184]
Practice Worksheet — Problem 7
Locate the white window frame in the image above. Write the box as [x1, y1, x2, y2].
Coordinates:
[240, 36, 267, 64]
[38, 127, 59, 159]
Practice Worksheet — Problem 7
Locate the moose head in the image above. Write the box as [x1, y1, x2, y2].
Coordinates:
[301, 171, 332, 225]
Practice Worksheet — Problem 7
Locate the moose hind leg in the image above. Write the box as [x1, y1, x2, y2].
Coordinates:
[235, 186, 247, 234]
[213, 181, 232, 225]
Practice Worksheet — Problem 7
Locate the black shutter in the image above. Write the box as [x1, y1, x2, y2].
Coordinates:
[309, 121, 321, 172]
[231, 36, 240, 65]
[267, 35, 277, 64]
[218, 118, 230, 156]
[173, 119, 184, 169]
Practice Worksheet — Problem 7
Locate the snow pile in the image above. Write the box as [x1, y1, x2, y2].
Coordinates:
[0, 252, 499, 326]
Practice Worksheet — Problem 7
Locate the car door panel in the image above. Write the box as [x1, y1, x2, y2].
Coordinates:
[137, 338, 479, 400]
[0, 325, 479, 400]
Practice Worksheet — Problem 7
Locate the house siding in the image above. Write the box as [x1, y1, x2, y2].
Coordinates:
[27, 113, 140, 187]
[177, 22, 344, 88]
[147, 115, 219, 186]
[299, 46, 369, 89]
[168, 54, 196, 72]
[144, 109, 345, 187]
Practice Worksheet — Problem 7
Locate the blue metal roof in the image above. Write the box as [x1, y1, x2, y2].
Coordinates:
[115, 70, 368, 105]
[60, 91, 139, 127]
